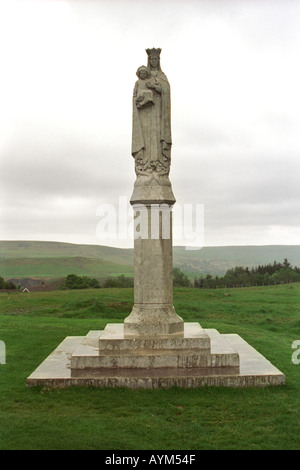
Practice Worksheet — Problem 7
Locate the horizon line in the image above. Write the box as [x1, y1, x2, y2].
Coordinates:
[0, 239, 299, 249]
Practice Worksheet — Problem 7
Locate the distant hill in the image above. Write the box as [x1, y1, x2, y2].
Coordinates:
[0, 240, 300, 280]
[0, 256, 134, 279]
[0, 240, 133, 265]
[173, 245, 300, 276]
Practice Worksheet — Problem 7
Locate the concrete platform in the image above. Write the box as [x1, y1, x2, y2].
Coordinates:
[26, 323, 286, 389]
[71, 323, 239, 372]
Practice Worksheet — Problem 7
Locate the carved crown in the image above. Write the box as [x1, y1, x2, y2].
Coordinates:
[146, 48, 161, 57]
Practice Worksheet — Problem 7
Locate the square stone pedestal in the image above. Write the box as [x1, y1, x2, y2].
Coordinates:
[26, 322, 285, 388]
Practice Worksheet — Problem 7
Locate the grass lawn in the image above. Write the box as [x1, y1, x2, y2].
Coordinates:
[0, 284, 299, 450]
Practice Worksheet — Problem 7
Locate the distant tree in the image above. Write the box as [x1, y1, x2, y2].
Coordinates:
[0, 276, 16, 290]
[194, 276, 204, 288]
[103, 275, 133, 288]
[64, 274, 100, 289]
[88, 277, 101, 288]
[283, 258, 291, 269]
[173, 267, 191, 287]
[4, 281, 16, 290]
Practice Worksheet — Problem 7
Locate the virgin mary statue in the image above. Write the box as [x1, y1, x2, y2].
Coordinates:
[131, 48, 172, 186]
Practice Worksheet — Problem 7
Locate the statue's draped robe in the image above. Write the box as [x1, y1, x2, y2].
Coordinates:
[132, 71, 172, 176]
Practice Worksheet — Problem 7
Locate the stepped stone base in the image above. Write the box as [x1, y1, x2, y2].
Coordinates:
[26, 323, 286, 388]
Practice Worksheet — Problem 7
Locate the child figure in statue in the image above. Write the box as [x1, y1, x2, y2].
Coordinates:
[134, 66, 154, 109]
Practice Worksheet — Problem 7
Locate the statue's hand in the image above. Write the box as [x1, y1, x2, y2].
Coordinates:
[146, 81, 154, 88]
[147, 81, 162, 94]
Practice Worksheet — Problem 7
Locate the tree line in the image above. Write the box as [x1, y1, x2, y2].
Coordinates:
[63, 273, 134, 289]
[61, 270, 190, 290]
[1, 258, 299, 291]
[65, 259, 299, 290]
[63, 269, 192, 289]
[194, 258, 300, 289]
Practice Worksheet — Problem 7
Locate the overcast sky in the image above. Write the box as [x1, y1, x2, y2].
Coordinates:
[0, 0, 299, 248]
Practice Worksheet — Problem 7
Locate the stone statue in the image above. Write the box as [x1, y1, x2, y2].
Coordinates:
[127, 48, 181, 337]
[25, 48, 286, 391]
[132, 48, 172, 187]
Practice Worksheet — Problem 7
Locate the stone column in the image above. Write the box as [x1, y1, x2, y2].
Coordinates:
[124, 185, 184, 337]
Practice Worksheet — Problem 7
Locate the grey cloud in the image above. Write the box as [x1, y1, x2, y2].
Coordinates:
[1, 0, 300, 247]
[1, 136, 132, 201]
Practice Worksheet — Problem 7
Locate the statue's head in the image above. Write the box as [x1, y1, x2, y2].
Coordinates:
[136, 66, 150, 79]
[146, 48, 162, 71]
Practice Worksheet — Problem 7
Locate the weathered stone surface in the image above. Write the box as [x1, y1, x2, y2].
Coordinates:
[99, 323, 210, 351]
[26, 327, 286, 389]
[130, 184, 176, 205]
[124, 203, 184, 337]
[71, 323, 239, 372]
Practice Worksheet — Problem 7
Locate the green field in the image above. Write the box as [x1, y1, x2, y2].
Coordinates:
[0, 283, 300, 450]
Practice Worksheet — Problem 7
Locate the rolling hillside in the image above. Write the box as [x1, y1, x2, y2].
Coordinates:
[0, 256, 134, 279]
[1, 240, 300, 281]
[0, 240, 133, 265]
